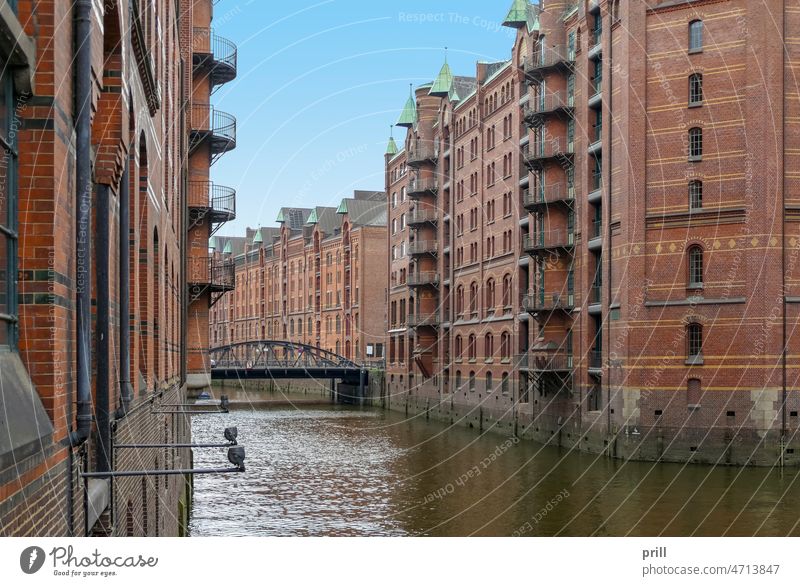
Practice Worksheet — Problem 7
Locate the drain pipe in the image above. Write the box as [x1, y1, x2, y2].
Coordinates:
[96, 184, 111, 473]
[66, 0, 93, 537]
[116, 160, 133, 419]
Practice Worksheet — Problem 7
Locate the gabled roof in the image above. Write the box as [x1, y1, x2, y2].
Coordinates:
[338, 198, 387, 227]
[276, 207, 312, 230]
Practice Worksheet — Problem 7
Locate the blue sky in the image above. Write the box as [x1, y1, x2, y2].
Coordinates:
[210, 0, 521, 236]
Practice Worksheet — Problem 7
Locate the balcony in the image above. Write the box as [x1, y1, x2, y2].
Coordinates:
[407, 312, 441, 328]
[523, 91, 573, 126]
[589, 349, 603, 373]
[188, 180, 236, 223]
[408, 240, 437, 256]
[407, 176, 439, 199]
[190, 103, 236, 161]
[524, 138, 574, 169]
[523, 230, 574, 255]
[192, 27, 237, 86]
[407, 142, 438, 167]
[407, 208, 438, 226]
[526, 352, 574, 373]
[523, 45, 575, 80]
[407, 271, 439, 288]
[522, 292, 574, 314]
[187, 256, 235, 292]
[522, 183, 575, 210]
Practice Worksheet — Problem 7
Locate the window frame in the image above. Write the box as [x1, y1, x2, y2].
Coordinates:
[688, 73, 703, 107]
[0, 70, 19, 348]
[689, 20, 703, 53]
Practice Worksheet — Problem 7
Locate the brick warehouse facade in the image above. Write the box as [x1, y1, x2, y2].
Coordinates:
[385, 0, 800, 466]
[209, 191, 388, 366]
[0, 0, 241, 536]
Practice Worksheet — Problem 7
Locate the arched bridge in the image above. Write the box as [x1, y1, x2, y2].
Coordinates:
[209, 341, 368, 388]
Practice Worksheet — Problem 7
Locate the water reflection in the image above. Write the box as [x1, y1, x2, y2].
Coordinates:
[189, 406, 800, 536]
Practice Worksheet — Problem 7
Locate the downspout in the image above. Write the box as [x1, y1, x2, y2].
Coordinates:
[116, 159, 133, 418]
[606, 11, 614, 436]
[67, 0, 93, 537]
[95, 184, 111, 473]
[781, 0, 787, 466]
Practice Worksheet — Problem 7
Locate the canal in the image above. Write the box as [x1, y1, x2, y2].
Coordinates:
[189, 402, 800, 536]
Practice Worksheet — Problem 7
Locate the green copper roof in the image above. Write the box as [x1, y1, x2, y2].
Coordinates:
[449, 86, 461, 103]
[209, 236, 218, 250]
[336, 200, 348, 214]
[429, 60, 453, 97]
[503, 0, 528, 28]
[396, 91, 417, 128]
[253, 229, 263, 244]
[386, 136, 399, 156]
[276, 209, 285, 222]
[223, 241, 232, 254]
[306, 209, 319, 225]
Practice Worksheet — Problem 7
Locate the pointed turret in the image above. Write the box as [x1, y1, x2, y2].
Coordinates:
[429, 50, 453, 97]
[503, 0, 528, 28]
[386, 125, 399, 156]
[223, 241, 232, 255]
[396, 84, 417, 128]
[252, 229, 263, 245]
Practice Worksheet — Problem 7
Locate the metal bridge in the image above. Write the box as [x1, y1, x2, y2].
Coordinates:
[209, 341, 369, 399]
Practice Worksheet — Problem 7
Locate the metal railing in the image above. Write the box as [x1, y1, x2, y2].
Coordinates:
[524, 45, 575, 74]
[407, 312, 441, 327]
[408, 176, 439, 197]
[192, 27, 238, 84]
[407, 272, 439, 287]
[188, 256, 235, 290]
[523, 183, 575, 208]
[188, 180, 236, 220]
[407, 142, 438, 165]
[528, 352, 573, 372]
[407, 208, 438, 225]
[522, 292, 574, 313]
[408, 240, 438, 255]
[524, 138, 574, 165]
[525, 91, 572, 119]
[191, 103, 236, 154]
[523, 230, 574, 252]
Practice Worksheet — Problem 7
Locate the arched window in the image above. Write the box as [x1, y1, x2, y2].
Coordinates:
[688, 245, 704, 287]
[468, 334, 477, 361]
[486, 372, 493, 393]
[689, 180, 703, 210]
[455, 335, 463, 359]
[502, 274, 512, 308]
[469, 371, 476, 392]
[688, 127, 702, 160]
[485, 333, 494, 359]
[689, 20, 703, 53]
[335, 315, 341, 333]
[455, 370, 462, 391]
[289, 319, 294, 335]
[501, 372, 509, 395]
[687, 323, 703, 359]
[469, 282, 479, 316]
[500, 332, 511, 361]
[689, 73, 703, 106]
[456, 285, 465, 317]
[486, 278, 495, 309]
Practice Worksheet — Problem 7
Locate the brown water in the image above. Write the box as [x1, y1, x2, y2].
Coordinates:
[189, 404, 800, 536]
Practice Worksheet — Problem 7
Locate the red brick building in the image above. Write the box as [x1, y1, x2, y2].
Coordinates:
[0, 0, 241, 536]
[210, 191, 387, 365]
[386, 0, 799, 466]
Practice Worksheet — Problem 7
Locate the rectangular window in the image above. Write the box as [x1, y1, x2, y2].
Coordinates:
[689, 181, 703, 210]
[0, 70, 18, 347]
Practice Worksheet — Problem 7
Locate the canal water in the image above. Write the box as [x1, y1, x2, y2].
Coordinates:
[189, 403, 800, 536]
